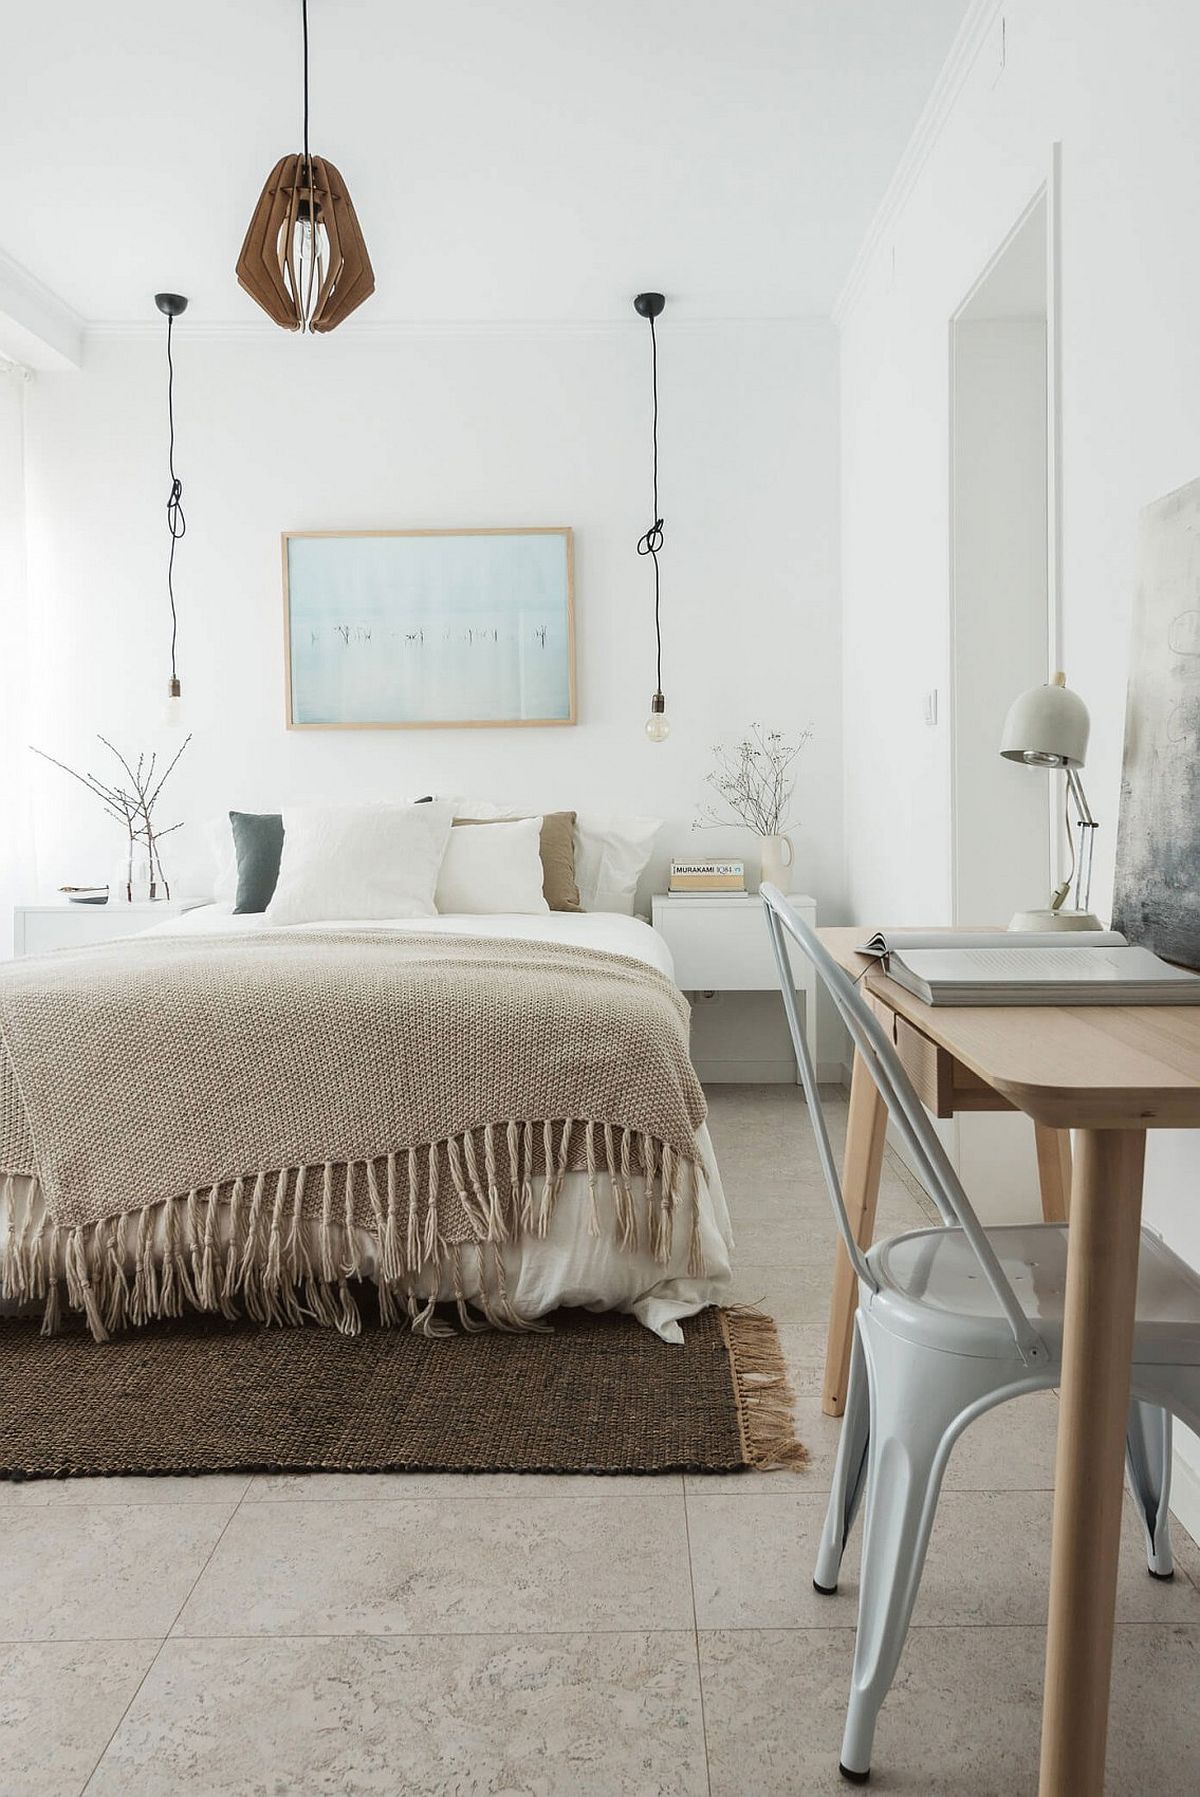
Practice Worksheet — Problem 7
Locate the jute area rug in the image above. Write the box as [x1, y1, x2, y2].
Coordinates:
[0, 1302, 806, 1482]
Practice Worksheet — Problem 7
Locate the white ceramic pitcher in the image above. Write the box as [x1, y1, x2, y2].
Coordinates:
[760, 833, 794, 895]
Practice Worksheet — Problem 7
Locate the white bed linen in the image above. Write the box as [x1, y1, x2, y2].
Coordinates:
[146, 903, 677, 975]
[3, 908, 732, 1342]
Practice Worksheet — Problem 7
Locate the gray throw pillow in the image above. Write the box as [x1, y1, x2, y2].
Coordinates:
[230, 812, 285, 914]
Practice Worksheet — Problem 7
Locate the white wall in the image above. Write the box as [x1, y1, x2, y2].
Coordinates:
[0, 366, 34, 957]
[14, 320, 843, 1068]
[838, 0, 1200, 1479]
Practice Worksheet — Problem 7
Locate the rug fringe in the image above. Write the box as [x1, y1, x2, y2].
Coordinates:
[720, 1305, 808, 1470]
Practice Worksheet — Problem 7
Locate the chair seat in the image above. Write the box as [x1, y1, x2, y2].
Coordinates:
[866, 1223, 1200, 1365]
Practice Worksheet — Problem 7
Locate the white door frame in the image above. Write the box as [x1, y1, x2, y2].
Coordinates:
[946, 143, 1064, 924]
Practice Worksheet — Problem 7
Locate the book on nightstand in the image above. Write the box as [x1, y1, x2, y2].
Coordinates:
[669, 859, 748, 894]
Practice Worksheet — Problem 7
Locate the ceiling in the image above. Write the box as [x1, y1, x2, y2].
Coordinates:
[0, 0, 972, 330]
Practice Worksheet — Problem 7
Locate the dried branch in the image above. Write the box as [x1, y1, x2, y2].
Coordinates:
[31, 734, 193, 902]
[692, 722, 813, 838]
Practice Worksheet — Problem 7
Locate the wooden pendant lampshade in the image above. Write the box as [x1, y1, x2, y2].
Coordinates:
[235, 0, 374, 333]
[237, 153, 374, 332]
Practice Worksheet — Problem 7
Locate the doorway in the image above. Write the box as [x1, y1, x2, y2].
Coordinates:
[948, 188, 1056, 1218]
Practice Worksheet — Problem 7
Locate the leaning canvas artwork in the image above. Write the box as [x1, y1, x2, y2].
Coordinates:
[284, 527, 576, 728]
[1111, 476, 1200, 969]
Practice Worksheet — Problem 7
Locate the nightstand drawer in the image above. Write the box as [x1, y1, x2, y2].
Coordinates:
[651, 891, 820, 1080]
[652, 894, 817, 991]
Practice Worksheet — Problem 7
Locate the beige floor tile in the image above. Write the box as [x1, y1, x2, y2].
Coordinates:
[245, 1471, 683, 1501]
[88, 1631, 708, 1797]
[0, 1504, 232, 1642]
[686, 1488, 1200, 1631]
[942, 1389, 1060, 1491]
[39, 1473, 252, 1510]
[698, 1624, 1200, 1796]
[0, 1639, 158, 1797]
[174, 1494, 694, 1638]
[687, 1491, 843, 1629]
[0, 1473, 248, 1513]
[0, 1479, 57, 1507]
[729, 1195, 924, 1267]
[725, 1261, 838, 1326]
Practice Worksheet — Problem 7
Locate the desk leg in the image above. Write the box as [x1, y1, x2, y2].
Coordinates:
[1035, 1124, 1072, 1222]
[1039, 1127, 1145, 1796]
[821, 1046, 887, 1417]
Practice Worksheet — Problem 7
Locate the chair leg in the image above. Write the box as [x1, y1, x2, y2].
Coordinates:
[814, 1318, 871, 1595]
[838, 1331, 1001, 1784]
[1126, 1398, 1174, 1579]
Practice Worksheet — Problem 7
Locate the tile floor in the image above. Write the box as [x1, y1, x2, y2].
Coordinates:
[4, 1086, 1200, 1794]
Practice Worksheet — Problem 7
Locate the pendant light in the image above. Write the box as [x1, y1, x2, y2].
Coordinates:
[236, 0, 375, 333]
[155, 292, 188, 729]
[634, 292, 669, 741]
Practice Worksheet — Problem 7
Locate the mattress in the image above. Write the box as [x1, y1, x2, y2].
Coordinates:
[3, 907, 733, 1343]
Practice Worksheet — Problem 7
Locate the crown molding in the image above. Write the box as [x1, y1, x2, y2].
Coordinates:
[84, 312, 830, 345]
[0, 249, 84, 370]
[832, 0, 1005, 328]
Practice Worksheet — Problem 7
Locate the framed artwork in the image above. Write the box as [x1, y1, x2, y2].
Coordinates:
[1112, 476, 1200, 969]
[283, 527, 576, 729]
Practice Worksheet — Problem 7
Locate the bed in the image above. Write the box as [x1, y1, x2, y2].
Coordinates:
[0, 905, 733, 1344]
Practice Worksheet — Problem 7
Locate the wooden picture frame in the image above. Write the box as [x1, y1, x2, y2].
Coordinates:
[282, 527, 577, 730]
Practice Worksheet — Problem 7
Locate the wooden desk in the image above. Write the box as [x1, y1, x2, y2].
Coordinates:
[819, 926, 1200, 1797]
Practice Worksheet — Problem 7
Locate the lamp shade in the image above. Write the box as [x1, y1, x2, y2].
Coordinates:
[999, 673, 1090, 768]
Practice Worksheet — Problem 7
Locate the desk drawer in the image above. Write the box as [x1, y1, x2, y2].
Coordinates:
[889, 1015, 953, 1115]
[887, 1013, 1013, 1118]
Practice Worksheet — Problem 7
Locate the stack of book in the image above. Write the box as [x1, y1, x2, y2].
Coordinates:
[669, 859, 748, 895]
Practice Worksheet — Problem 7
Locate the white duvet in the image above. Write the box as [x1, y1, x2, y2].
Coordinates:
[4, 907, 733, 1342]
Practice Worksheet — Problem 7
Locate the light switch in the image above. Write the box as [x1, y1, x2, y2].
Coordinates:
[923, 690, 939, 726]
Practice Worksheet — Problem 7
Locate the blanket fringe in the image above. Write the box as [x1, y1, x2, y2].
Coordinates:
[1, 1124, 706, 1344]
[720, 1305, 808, 1471]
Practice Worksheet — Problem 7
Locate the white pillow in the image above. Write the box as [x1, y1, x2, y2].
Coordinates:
[574, 813, 662, 914]
[436, 816, 549, 915]
[448, 797, 523, 820]
[206, 815, 239, 905]
[266, 802, 453, 925]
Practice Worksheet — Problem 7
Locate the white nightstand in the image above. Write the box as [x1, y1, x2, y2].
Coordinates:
[651, 892, 819, 1077]
[13, 899, 209, 958]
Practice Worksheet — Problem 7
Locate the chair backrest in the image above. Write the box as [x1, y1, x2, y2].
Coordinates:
[761, 885, 1048, 1368]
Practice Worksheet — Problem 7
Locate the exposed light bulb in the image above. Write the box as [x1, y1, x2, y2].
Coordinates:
[162, 677, 185, 730]
[645, 692, 669, 742]
[286, 200, 331, 330]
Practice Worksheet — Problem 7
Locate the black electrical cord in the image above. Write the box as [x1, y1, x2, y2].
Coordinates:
[302, 0, 310, 165]
[165, 313, 186, 685]
[636, 310, 664, 695]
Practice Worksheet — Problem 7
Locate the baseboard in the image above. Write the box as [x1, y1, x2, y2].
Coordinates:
[1171, 1444, 1200, 1547]
[696, 1059, 846, 1086]
[696, 1058, 796, 1085]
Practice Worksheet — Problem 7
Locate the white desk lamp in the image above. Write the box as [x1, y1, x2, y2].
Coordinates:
[1000, 671, 1102, 932]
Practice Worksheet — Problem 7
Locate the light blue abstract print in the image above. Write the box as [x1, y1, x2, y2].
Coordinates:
[286, 530, 574, 726]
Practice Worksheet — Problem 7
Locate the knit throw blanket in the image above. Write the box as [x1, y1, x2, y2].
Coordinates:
[0, 929, 707, 1341]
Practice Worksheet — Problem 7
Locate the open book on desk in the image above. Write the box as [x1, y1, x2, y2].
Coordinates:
[855, 929, 1200, 1007]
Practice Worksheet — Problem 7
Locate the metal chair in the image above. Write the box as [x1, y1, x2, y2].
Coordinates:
[761, 885, 1200, 1784]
